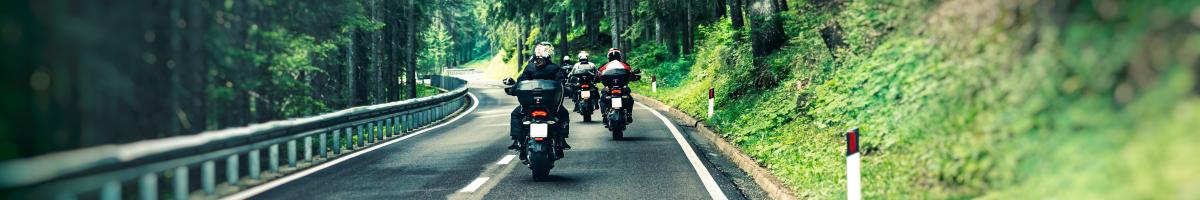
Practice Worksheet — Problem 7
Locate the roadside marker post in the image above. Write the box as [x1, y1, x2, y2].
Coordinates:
[652, 75, 657, 93]
[707, 87, 714, 118]
[846, 128, 862, 200]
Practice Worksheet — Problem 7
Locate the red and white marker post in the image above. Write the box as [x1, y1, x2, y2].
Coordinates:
[846, 128, 862, 200]
[707, 87, 715, 118]
[652, 75, 658, 93]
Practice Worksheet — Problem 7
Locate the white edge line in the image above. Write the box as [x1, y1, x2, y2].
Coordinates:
[458, 177, 490, 193]
[637, 102, 729, 200]
[222, 92, 481, 200]
[496, 155, 517, 165]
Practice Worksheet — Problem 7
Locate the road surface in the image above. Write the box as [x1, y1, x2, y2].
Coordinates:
[239, 79, 768, 200]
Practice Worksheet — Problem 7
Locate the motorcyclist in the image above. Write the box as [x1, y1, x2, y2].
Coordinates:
[562, 55, 576, 100]
[597, 48, 640, 124]
[507, 42, 572, 151]
[568, 51, 600, 110]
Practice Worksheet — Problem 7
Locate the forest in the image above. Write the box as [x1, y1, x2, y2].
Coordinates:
[1, 0, 484, 160]
[3, 0, 1200, 198]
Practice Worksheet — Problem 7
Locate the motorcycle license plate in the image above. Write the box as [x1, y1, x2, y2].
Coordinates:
[530, 123, 549, 138]
[611, 98, 623, 108]
[580, 91, 590, 99]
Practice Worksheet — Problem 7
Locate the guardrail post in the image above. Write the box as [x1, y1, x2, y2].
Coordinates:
[248, 150, 260, 179]
[356, 125, 365, 147]
[332, 130, 341, 155]
[140, 173, 157, 200]
[202, 161, 214, 195]
[287, 140, 297, 168]
[268, 144, 279, 172]
[101, 180, 120, 200]
[367, 122, 376, 144]
[174, 166, 188, 200]
[304, 136, 313, 162]
[387, 118, 394, 137]
[226, 155, 238, 185]
[345, 127, 353, 149]
[320, 133, 328, 158]
[404, 113, 412, 132]
[374, 121, 382, 141]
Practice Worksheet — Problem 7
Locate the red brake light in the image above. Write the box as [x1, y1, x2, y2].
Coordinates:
[531, 109, 548, 117]
[611, 89, 622, 94]
[534, 137, 544, 141]
[581, 84, 589, 88]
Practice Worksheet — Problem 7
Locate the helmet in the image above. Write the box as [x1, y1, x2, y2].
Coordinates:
[607, 48, 622, 61]
[577, 51, 590, 61]
[563, 56, 571, 62]
[534, 42, 554, 58]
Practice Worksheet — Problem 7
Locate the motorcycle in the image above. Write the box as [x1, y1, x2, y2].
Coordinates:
[504, 78, 565, 180]
[568, 75, 599, 122]
[599, 69, 641, 140]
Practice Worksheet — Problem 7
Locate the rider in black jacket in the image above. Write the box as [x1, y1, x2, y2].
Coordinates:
[508, 42, 572, 151]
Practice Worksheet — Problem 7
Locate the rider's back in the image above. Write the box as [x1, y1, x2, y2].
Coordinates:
[519, 61, 563, 81]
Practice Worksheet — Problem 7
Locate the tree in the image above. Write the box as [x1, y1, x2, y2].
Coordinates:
[748, 0, 786, 57]
[730, 0, 745, 30]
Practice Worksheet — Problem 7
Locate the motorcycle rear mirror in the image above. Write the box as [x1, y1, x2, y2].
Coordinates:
[502, 78, 515, 85]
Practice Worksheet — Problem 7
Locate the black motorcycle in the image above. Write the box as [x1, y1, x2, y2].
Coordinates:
[504, 78, 565, 180]
[600, 69, 641, 140]
[568, 75, 599, 122]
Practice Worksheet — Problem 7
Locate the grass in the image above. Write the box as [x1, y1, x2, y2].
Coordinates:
[630, 0, 1200, 198]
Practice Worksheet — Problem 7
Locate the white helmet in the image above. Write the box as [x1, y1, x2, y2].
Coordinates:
[577, 51, 590, 61]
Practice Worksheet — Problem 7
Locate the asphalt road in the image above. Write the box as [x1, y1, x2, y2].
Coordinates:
[242, 79, 768, 200]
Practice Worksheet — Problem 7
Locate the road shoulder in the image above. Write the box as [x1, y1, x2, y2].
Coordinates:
[634, 94, 794, 200]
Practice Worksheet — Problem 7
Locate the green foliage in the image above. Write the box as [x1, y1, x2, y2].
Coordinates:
[253, 27, 337, 117]
[636, 0, 1200, 198]
[421, 21, 454, 73]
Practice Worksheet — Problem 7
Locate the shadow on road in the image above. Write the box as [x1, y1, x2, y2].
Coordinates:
[526, 175, 578, 183]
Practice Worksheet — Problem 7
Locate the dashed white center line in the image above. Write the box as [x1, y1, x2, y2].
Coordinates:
[496, 155, 517, 165]
[459, 177, 490, 193]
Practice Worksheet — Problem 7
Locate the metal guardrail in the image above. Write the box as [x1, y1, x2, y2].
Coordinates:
[0, 76, 470, 200]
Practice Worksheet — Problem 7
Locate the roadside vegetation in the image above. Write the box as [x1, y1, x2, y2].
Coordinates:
[628, 0, 1200, 198]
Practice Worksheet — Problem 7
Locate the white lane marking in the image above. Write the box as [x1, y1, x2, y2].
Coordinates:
[223, 92, 482, 200]
[637, 102, 729, 200]
[496, 155, 517, 165]
[458, 177, 490, 193]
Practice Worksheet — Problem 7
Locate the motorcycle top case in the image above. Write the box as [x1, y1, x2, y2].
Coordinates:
[599, 68, 631, 86]
[516, 80, 565, 109]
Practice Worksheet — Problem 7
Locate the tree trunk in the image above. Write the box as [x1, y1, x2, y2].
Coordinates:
[685, 0, 694, 54]
[609, 0, 620, 49]
[560, 10, 569, 57]
[405, 0, 418, 99]
[776, 0, 789, 12]
[519, 19, 529, 69]
[586, 0, 601, 44]
[730, 0, 745, 30]
[748, 0, 786, 57]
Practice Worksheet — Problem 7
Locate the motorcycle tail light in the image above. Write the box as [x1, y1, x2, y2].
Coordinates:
[581, 84, 589, 88]
[531, 109, 548, 117]
[611, 89, 622, 94]
[534, 137, 544, 141]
